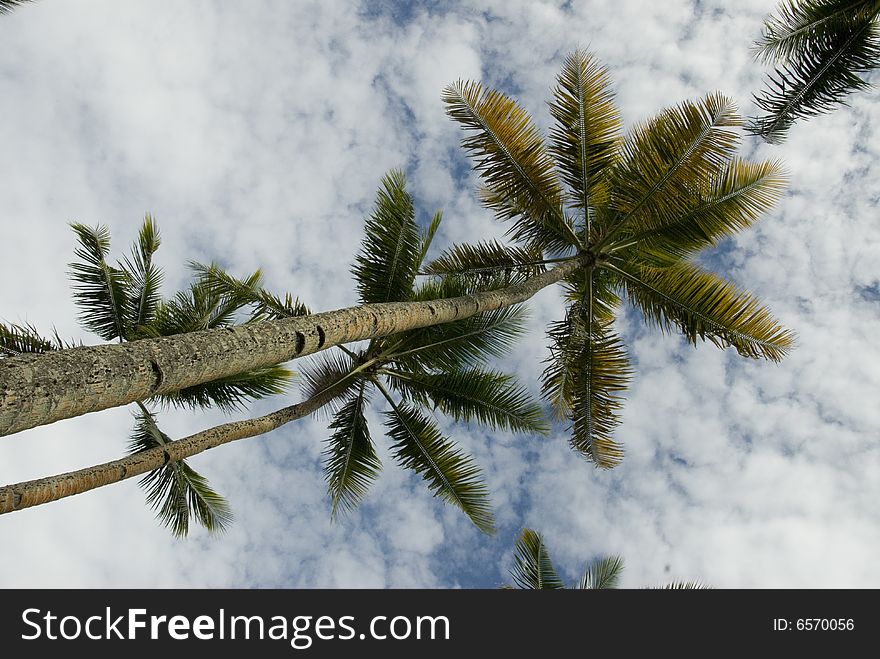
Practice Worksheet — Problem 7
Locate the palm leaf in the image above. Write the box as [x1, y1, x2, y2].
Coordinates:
[190, 262, 310, 320]
[381, 393, 495, 534]
[601, 93, 741, 246]
[628, 158, 788, 260]
[754, 0, 878, 63]
[119, 214, 164, 338]
[0, 0, 35, 14]
[443, 80, 579, 253]
[352, 169, 421, 304]
[0, 322, 57, 356]
[129, 407, 233, 537]
[749, 13, 879, 142]
[153, 364, 293, 413]
[508, 528, 565, 589]
[323, 383, 382, 517]
[382, 367, 549, 435]
[68, 223, 130, 341]
[423, 240, 549, 284]
[549, 49, 622, 215]
[417, 210, 443, 269]
[656, 581, 712, 589]
[578, 555, 624, 589]
[299, 350, 362, 418]
[611, 260, 795, 362]
[388, 306, 527, 372]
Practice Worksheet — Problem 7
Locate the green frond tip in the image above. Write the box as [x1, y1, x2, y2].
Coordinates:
[68, 222, 130, 341]
[384, 367, 549, 435]
[190, 262, 310, 320]
[423, 240, 549, 284]
[120, 214, 165, 338]
[578, 555, 624, 589]
[153, 363, 294, 413]
[352, 170, 421, 304]
[508, 528, 565, 589]
[130, 408, 233, 537]
[323, 384, 382, 517]
[0, 322, 57, 356]
[383, 400, 495, 535]
[0, 0, 35, 14]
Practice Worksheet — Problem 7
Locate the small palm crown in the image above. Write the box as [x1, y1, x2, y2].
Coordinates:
[430, 50, 795, 468]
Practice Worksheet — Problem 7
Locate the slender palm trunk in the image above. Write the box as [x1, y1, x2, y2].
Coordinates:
[0, 260, 580, 438]
[0, 390, 332, 514]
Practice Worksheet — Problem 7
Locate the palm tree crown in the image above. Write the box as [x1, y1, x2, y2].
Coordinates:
[748, 0, 880, 143]
[432, 49, 795, 469]
[504, 528, 707, 589]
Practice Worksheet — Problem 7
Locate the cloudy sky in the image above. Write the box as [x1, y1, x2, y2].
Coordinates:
[1, 0, 878, 589]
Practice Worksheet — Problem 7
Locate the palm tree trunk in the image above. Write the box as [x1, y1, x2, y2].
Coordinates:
[0, 389, 333, 514]
[0, 259, 580, 437]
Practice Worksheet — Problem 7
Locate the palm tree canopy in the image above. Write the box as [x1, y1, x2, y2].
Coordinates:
[748, 0, 880, 143]
[504, 528, 707, 589]
[433, 49, 795, 469]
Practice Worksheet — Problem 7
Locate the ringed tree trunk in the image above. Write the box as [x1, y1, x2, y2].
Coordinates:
[0, 259, 578, 430]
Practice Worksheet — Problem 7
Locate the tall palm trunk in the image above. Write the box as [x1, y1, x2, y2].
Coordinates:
[0, 259, 579, 437]
[0, 389, 332, 514]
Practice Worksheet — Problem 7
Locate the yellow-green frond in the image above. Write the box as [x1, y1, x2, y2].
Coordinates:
[612, 260, 795, 362]
[602, 93, 741, 246]
[549, 49, 622, 212]
[508, 528, 565, 589]
[443, 80, 578, 253]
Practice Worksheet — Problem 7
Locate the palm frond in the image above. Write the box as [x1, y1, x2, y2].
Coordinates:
[152, 364, 293, 413]
[190, 262, 310, 321]
[300, 350, 361, 418]
[383, 367, 549, 435]
[543, 297, 631, 468]
[0, 322, 57, 356]
[417, 210, 443, 269]
[611, 260, 795, 362]
[443, 80, 579, 253]
[151, 280, 253, 336]
[381, 394, 495, 534]
[629, 158, 788, 260]
[754, 0, 878, 63]
[508, 528, 565, 589]
[388, 306, 528, 372]
[68, 223, 130, 341]
[549, 49, 622, 214]
[0, 0, 35, 14]
[352, 170, 421, 304]
[129, 407, 233, 537]
[423, 240, 549, 284]
[578, 555, 624, 589]
[655, 581, 712, 589]
[602, 93, 741, 245]
[119, 214, 164, 339]
[749, 14, 879, 143]
[323, 383, 382, 517]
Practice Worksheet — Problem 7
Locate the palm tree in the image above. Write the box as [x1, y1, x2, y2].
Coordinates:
[1, 174, 547, 534]
[748, 0, 880, 143]
[2, 216, 298, 535]
[1, 49, 793, 509]
[436, 49, 794, 468]
[504, 528, 707, 589]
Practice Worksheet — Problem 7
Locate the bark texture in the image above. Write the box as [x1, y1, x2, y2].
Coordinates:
[1, 260, 579, 437]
